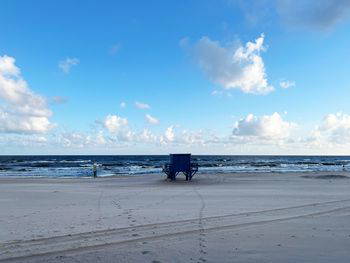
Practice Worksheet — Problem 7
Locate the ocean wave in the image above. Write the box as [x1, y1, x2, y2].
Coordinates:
[1, 155, 350, 177]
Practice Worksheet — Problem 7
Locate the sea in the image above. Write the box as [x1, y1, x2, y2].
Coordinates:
[0, 155, 349, 178]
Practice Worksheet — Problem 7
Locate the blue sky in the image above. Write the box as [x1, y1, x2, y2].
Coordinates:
[1, 0, 350, 154]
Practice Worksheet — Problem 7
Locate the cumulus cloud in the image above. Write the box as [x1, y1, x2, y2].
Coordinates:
[58, 131, 113, 148]
[98, 113, 297, 148]
[101, 114, 159, 144]
[145, 114, 159, 125]
[135, 101, 150, 109]
[102, 120, 204, 147]
[279, 80, 295, 89]
[0, 112, 52, 134]
[59, 132, 92, 148]
[190, 34, 273, 94]
[59, 57, 79, 73]
[233, 112, 295, 141]
[0, 134, 48, 148]
[0, 55, 53, 134]
[137, 129, 158, 144]
[308, 113, 350, 146]
[58, 127, 158, 149]
[160, 126, 175, 144]
[0, 56, 20, 75]
[179, 130, 205, 145]
[120, 102, 126, 108]
[165, 126, 175, 141]
[102, 114, 136, 142]
[277, 0, 350, 30]
[103, 114, 128, 133]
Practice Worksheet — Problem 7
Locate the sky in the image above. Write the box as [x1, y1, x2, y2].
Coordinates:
[1, 0, 350, 155]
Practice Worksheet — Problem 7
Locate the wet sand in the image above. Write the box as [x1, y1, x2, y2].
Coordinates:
[1, 172, 350, 262]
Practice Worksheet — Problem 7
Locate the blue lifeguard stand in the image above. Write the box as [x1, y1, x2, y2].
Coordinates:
[162, 154, 198, 181]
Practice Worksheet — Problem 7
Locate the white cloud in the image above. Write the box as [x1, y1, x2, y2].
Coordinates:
[233, 112, 295, 141]
[58, 127, 159, 149]
[59, 132, 91, 148]
[135, 101, 150, 109]
[120, 102, 126, 108]
[160, 126, 175, 144]
[95, 131, 107, 145]
[191, 34, 273, 94]
[137, 129, 158, 143]
[308, 113, 350, 146]
[0, 112, 52, 134]
[0, 134, 48, 147]
[103, 114, 128, 133]
[59, 57, 79, 73]
[102, 114, 137, 142]
[165, 126, 175, 142]
[179, 130, 204, 145]
[0, 55, 53, 134]
[99, 113, 297, 148]
[145, 114, 159, 125]
[58, 131, 112, 148]
[279, 80, 295, 89]
[0, 55, 20, 75]
[48, 112, 350, 153]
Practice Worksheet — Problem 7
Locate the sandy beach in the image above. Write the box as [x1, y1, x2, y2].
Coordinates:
[1, 172, 350, 262]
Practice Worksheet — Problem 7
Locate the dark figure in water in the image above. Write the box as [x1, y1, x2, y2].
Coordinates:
[93, 163, 97, 178]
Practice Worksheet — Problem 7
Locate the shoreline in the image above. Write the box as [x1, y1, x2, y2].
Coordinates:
[0, 170, 350, 180]
[2, 155, 350, 178]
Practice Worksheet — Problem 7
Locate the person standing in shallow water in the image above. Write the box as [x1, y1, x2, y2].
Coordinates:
[93, 163, 97, 178]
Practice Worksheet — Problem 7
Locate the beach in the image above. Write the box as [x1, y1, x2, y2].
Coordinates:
[1, 172, 350, 262]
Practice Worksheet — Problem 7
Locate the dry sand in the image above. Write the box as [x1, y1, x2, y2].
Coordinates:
[1, 172, 350, 262]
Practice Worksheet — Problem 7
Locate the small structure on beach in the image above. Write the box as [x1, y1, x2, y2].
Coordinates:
[162, 154, 198, 181]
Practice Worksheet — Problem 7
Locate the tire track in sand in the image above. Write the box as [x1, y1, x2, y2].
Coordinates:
[2, 199, 350, 262]
[193, 186, 207, 263]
